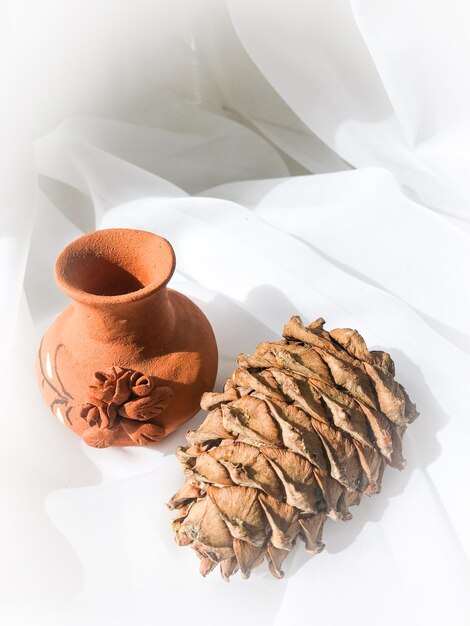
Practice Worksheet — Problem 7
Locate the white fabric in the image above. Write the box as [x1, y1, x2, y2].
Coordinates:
[1, 1, 469, 625]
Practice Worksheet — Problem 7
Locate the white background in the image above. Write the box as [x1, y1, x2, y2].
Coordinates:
[1, 1, 469, 625]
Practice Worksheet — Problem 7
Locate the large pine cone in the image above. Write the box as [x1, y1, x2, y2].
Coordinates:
[168, 316, 418, 580]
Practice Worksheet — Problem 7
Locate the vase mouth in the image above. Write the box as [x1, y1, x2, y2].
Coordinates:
[55, 228, 176, 305]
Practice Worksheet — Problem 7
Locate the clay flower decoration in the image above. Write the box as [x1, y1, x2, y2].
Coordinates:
[79, 367, 174, 448]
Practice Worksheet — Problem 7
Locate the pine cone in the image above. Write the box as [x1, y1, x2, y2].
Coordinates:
[168, 316, 418, 580]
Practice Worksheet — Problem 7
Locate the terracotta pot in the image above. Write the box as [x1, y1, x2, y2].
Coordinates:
[37, 228, 218, 448]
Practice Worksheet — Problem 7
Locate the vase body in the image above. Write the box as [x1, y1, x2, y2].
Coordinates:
[37, 228, 218, 448]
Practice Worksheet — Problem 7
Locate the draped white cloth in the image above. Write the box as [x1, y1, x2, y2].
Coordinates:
[1, 1, 469, 625]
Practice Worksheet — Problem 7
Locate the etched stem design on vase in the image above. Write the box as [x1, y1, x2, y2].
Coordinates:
[37, 339, 74, 425]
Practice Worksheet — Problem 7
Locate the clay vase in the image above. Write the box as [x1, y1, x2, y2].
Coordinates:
[37, 228, 218, 448]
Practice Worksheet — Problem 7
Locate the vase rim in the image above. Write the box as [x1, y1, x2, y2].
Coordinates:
[55, 228, 176, 306]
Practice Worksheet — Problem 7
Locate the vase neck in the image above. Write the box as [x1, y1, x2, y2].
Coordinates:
[70, 287, 175, 345]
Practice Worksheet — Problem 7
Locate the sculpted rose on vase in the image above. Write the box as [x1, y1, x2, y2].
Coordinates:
[37, 228, 218, 448]
[78, 366, 174, 446]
